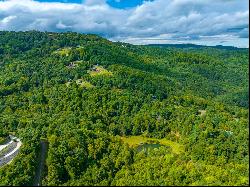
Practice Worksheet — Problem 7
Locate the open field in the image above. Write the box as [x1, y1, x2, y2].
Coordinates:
[88, 65, 113, 77]
[76, 79, 95, 88]
[120, 136, 184, 154]
[53, 47, 72, 56]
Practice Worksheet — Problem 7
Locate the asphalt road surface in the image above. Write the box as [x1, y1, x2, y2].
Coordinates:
[33, 141, 48, 186]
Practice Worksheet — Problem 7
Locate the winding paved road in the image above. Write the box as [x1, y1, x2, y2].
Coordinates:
[0, 137, 22, 167]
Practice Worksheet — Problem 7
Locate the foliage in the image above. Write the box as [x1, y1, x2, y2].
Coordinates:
[0, 31, 248, 186]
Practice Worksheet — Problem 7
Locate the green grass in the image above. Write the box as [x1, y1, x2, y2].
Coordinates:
[88, 65, 113, 77]
[120, 135, 184, 154]
[76, 79, 94, 89]
[53, 47, 72, 56]
[66, 79, 94, 89]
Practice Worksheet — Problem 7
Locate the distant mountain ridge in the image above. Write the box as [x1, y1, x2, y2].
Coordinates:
[146, 43, 248, 50]
[0, 31, 248, 186]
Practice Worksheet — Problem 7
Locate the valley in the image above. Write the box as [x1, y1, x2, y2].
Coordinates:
[0, 31, 248, 186]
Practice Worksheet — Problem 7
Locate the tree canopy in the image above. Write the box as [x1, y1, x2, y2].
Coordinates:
[0, 31, 248, 186]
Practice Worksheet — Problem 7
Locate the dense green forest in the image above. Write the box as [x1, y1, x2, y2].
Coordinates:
[0, 31, 248, 186]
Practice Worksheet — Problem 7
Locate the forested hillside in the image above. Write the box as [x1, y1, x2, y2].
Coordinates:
[0, 31, 248, 186]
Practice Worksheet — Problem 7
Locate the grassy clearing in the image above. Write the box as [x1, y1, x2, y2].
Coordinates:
[66, 79, 94, 89]
[53, 47, 72, 56]
[120, 135, 184, 154]
[88, 65, 113, 77]
[76, 79, 94, 89]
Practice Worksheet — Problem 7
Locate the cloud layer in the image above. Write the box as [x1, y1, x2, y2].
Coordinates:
[0, 0, 249, 47]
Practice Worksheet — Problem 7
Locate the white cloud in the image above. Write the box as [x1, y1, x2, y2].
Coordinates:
[0, 0, 248, 47]
[84, 0, 106, 5]
[0, 15, 16, 24]
[56, 20, 72, 29]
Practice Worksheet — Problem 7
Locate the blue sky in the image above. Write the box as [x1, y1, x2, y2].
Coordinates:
[0, 0, 249, 47]
[37, 0, 152, 9]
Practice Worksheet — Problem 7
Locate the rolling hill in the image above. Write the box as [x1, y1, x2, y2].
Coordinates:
[0, 31, 248, 186]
